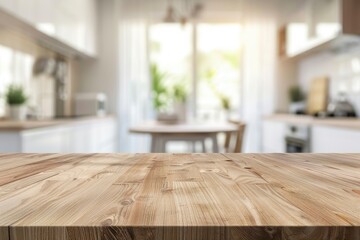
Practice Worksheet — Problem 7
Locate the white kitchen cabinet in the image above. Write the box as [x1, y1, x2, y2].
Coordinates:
[22, 127, 71, 153]
[0, 132, 21, 152]
[312, 126, 360, 153]
[53, 0, 97, 56]
[0, 0, 97, 56]
[285, 0, 341, 57]
[15, 0, 36, 24]
[0, 0, 16, 14]
[262, 120, 287, 153]
[0, 118, 116, 153]
[282, 0, 360, 59]
[69, 118, 116, 153]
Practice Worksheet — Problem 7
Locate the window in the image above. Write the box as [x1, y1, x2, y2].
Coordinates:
[149, 23, 193, 112]
[149, 22, 242, 121]
[0, 45, 34, 117]
[197, 23, 242, 121]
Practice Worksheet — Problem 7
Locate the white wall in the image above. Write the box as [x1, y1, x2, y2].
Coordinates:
[298, 47, 360, 115]
[73, 0, 120, 151]
[75, 0, 120, 115]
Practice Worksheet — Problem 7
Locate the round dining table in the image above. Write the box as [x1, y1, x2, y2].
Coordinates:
[129, 121, 238, 153]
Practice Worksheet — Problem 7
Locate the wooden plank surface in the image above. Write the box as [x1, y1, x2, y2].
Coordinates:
[0, 153, 359, 240]
[0, 227, 9, 240]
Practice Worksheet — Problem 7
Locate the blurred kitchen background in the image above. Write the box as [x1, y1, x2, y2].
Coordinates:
[0, 0, 359, 154]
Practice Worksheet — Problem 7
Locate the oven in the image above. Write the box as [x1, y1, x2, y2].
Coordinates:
[285, 124, 311, 153]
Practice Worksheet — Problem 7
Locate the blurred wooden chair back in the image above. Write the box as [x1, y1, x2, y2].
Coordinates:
[224, 120, 246, 153]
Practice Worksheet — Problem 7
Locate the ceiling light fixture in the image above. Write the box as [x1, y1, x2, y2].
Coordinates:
[163, 0, 204, 25]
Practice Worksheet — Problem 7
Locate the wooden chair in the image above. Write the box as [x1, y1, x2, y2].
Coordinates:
[224, 120, 246, 153]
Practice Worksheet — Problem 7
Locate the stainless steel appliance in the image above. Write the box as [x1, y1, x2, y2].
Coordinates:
[285, 124, 311, 153]
[327, 93, 357, 117]
[74, 93, 107, 117]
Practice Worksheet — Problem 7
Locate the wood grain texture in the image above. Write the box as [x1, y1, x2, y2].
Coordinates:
[0, 227, 9, 240]
[9, 227, 360, 240]
[0, 153, 359, 240]
[342, 0, 360, 35]
[224, 120, 246, 153]
[307, 76, 329, 115]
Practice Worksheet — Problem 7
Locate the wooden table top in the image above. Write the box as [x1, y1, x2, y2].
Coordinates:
[129, 121, 238, 134]
[0, 153, 359, 240]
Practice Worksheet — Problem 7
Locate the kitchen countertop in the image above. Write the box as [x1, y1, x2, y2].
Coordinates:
[0, 115, 114, 131]
[0, 153, 359, 240]
[265, 113, 360, 130]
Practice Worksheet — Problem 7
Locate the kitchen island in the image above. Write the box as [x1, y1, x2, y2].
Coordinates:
[0, 153, 359, 240]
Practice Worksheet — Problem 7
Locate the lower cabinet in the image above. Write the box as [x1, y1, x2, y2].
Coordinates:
[312, 126, 360, 153]
[262, 117, 360, 153]
[262, 120, 286, 153]
[0, 118, 117, 153]
[22, 127, 71, 153]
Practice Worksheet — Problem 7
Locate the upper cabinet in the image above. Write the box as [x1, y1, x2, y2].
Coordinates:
[279, 0, 360, 60]
[0, 0, 97, 57]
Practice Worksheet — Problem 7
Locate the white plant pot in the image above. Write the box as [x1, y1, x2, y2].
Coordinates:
[173, 102, 187, 123]
[7, 105, 27, 121]
[223, 109, 231, 121]
[289, 101, 305, 114]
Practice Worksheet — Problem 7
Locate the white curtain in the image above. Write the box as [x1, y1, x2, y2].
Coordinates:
[118, 5, 153, 152]
[240, 3, 277, 152]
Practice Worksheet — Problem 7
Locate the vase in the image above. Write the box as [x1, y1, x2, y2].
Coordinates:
[173, 102, 187, 123]
[7, 105, 27, 121]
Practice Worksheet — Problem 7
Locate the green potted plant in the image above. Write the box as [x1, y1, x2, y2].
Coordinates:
[288, 85, 305, 114]
[5, 84, 28, 121]
[219, 94, 231, 120]
[204, 68, 232, 119]
[151, 64, 178, 122]
[151, 63, 168, 111]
